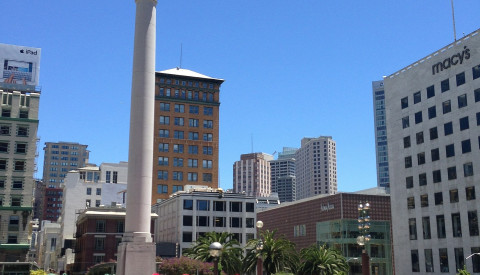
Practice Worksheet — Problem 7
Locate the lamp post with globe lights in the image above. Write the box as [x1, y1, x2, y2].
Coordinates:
[209, 242, 223, 275]
[358, 201, 371, 275]
[256, 220, 264, 275]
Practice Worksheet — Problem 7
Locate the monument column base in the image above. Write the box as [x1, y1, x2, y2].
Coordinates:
[116, 232, 156, 275]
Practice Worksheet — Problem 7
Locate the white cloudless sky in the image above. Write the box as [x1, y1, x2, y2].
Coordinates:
[1, 1, 479, 191]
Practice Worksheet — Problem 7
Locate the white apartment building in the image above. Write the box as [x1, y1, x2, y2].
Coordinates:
[385, 29, 480, 274]
[233, 153, 273, 197]
[152, 188, 258, 256]
[57, 162, 128, 271]
[295, 136, 337, 200]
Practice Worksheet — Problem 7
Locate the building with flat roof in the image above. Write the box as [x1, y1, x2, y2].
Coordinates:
[152, 188, 260, 257]
[384, 28, 480, 273]
[270, 147, 297, 203]
[295, 136, 337, 199]
[372, 81, 390, 192]
[233, 153, 273, 197]
[42, 142, 89, 187]
[152, 68, 224, 204]
[0, 43, 41, 261]
[257, 189, 392, 274]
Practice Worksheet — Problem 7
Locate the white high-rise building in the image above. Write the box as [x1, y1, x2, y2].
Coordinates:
[385, 28, 480, 274]
[233, 153, 273, 197]
[295, 136, 337, 200]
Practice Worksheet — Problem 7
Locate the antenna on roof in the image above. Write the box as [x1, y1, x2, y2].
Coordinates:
[179, 43, 183, 68]
[451, 0, 457, 41]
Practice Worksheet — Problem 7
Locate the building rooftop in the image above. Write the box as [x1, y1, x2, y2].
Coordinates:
[157, 67, 224, 82]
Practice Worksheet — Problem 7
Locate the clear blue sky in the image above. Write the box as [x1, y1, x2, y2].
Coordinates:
[2, 1, 479, 192]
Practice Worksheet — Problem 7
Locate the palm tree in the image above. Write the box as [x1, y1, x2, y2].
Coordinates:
[183, 231, 243, 274]
[297, 244, 349, 275]
[243, 230, 299, 275]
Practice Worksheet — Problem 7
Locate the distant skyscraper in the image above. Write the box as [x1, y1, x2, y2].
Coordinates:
[270, 147, 297, 202]
[233, 153, 273, 197]
[372, 80, 390, 191]
[42, 142, 89, 187]
[295, 136, 337, 200]
[152, 68, 224, 204]
[41, 142, 89, 222]
[0, 43, 41, 261]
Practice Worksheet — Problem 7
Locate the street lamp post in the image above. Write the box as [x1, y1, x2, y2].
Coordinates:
[358, 201, 371, 275]
[209, 242, 223, 275]
[465, 253, 480, 273]
[256, 220, 264, 275]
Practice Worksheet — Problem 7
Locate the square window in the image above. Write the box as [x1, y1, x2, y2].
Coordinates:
[406, 176, 413, 189]
[429, 127, 438, 140]
[456, 71, 466, 86]
[408, 197, 415, 209]
[431, 148, 440, 161]
[464, 162, 474, 177]
[460, 116, 469, 131]
[415, 111, 422, 124]
[462, 139, 471, 154]
[446, 144, 455, 158]
[434, 192, 443, 205]
[401, 97, 408, 109]
[473, 65, 480, 80]
[458, 94, 468, 108]
[448, 166, 457, 180]
[444, 122, 453, 136]
[450, 189, 459, 203]
[428, 106, 436, 119]
[402, 116, 409, 129]
[403, 136, 411, 148]
[416, 132, 424, 144]
[405, 156, 412, 168]
[419, 173, 427, 186]
[466, 186, 476, 200]
[441, 79, 450, 93]
[421, 194, 428, 207]
[433, 170, 442, 183]
[414, 91, 421, 104]
[443, 100, 451, 114]
[417, 153, 425, 165]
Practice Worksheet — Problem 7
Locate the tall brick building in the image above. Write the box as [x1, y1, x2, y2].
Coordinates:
[152, 68, 224, 203]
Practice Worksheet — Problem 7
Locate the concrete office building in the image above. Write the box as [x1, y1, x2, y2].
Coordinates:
[384, 29, 480, 273]
[270, 147, 297, 202]
[295, 136, 337, 200]
[0, 43, 41, 261]
[41, 142, 89, 222]
[151, 188, 258, 256]
[153, 68, 224, 204]
[233, 153, 274, 197]
[42, 142, 89, 186]
[372, 81, 390, 191]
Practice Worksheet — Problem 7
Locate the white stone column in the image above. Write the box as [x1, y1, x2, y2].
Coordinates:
[117, 0, 157, 274]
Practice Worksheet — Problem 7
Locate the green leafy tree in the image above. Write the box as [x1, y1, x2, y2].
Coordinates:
[183, 231, 243, 274]
[457, 265, 471, 275]
[297, 245, 349, 275]
[243, 230, 299, 275]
